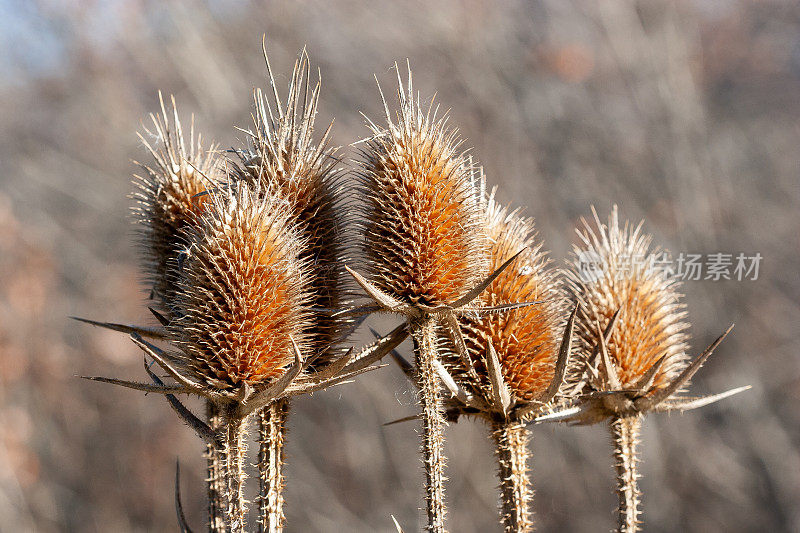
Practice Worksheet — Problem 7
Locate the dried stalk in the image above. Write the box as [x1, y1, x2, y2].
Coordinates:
[610, 415, 642, 533]
[257, 399, 290, 533]
[413, 318, 448, 533]
[222, 418, 248, 533]
[490, 420, 532, 533]
[206, 401, 228, 533]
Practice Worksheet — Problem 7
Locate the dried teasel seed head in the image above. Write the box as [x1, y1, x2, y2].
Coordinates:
[132, 93, 220, 311]
[452, 186, 565, 406]
[169, 182, 312, 391]
[357, 64, 488, 308]
[232, 50, 345, 365]
[565, 206, 689, 393]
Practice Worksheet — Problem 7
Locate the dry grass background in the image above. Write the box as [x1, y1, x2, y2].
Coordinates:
[0, 1, 798, 531]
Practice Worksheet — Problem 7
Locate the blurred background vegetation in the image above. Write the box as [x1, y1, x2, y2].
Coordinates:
[0, 1, 798, 531]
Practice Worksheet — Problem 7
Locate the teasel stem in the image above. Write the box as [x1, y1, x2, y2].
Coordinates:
[257, 399, 290, 533]
[490, 419, 532, 533]
[413, 317, 448, 533]
[206, 401, 228, 533]
[222, 417, 248, 533]
[610, 414, 642, 533]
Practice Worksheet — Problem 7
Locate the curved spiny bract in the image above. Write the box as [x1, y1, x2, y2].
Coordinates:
[565, 206, 689, 396]
[132, 93, 220, 312]
[169, 182, 312, 393]
[231, 50, 346, 368]
[454, 189, 565, 411]
[357, 65, 488, 308]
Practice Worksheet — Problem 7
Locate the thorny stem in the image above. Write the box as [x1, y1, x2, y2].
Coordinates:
[490, 419, 533, 533]
[413, 317, 448, 533]
[610, 414, 642, 533]
[223, 417, 248, 533]
[206, 401, 228, 533]
[257, 399, 290, 533]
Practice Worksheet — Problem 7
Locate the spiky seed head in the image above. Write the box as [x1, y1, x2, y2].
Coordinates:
[565, 206, 689, 392]
[357, 65, 488, 307]
[169, 182, 312, 391]
[232, 51, 345, 365]
[132, 94, 219, 310]
[455, 189, 565, 404]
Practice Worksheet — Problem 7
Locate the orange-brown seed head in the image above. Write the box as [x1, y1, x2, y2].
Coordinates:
[458, 190, 565, 403]
[169, 183, 312, 391]
[358, 66, 488, 307]
[565, 206, 689, 393]
[132, 94, 219, 311]
[233, 51, 344, 364]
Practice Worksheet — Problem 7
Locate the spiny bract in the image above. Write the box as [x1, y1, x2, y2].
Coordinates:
[357, 66, 488, 307]
[565, 206, 689, 393]
[233, 51, 344, 365]
[169, 182, 312, 391]
[457, 190, 565, 405]
[132, 93, 219, 311]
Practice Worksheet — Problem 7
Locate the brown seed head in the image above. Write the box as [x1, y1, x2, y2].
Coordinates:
[232, 50, 344, 364]
[132, 94, 219, 310]
[454, 189, 565, 405]
[565, 206, 689, 393]
[357, 65, 488, 307]
[169, 182, 312, 391]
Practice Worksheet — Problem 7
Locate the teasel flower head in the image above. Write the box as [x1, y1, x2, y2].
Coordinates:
[536, 206, 750, 425]
[231, 48, 346, 366]
[572, 206, 689, 390]
[81, 172, 408, 417]
[352, 64, 490, 315]
[168, 181, 312, 392]
[132, 93, 220, 312]
[433, 183, 575, 422]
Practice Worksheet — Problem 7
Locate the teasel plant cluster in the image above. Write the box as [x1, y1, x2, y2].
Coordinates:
[76, 44, 750, 533]
[78, 49, 406, 533]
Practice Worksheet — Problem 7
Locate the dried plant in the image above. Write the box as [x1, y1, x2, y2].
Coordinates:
[546, 206, 750, 532]
[158, 182, 311, 532]
[391, 181, 574, 532]
[206, 402, 229, 532]
[129, 96, 231, 529]
[228, 46, 348, 533]
[81, 179, 406, 532]
[356, 72, 488, 309]
[452, 186, 570, 533]
[169, 183, 311, 392]
[70, 38, 753, 533]
[349, 64, 512, 533]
